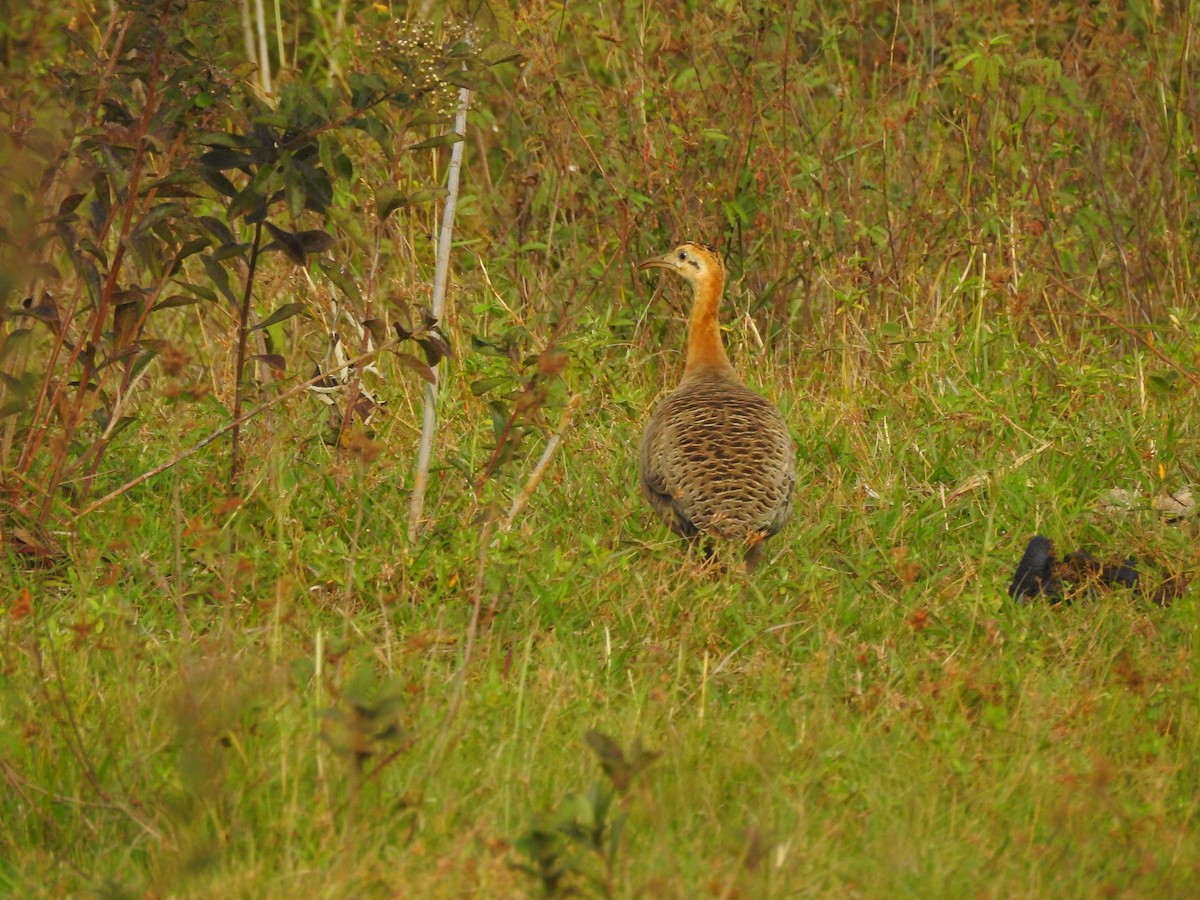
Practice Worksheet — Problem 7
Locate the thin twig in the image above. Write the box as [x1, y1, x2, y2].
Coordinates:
[500, 394, 582, 532]
[408, 81, 471, 542]
[230, 219, 265, 489]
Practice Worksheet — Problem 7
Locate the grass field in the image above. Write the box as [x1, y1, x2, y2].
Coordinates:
[3, 1, 1200, 896]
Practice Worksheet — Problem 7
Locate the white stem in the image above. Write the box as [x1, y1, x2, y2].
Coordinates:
[253, 0, 272, 94]
[408, 83, 471, 542]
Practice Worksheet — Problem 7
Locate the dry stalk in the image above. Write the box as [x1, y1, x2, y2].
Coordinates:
[408, 81, 471, 542]
[500, 393, 582, 532]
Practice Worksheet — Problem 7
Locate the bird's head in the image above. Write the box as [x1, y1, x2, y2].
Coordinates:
[637, 242, 725, 288]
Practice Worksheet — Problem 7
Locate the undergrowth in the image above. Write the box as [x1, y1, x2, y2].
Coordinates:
[2, 0, 1199, 896]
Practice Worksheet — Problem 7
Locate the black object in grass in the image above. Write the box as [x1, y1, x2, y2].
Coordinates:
[1008, 535, 1146, 602]
[1008, 535, 1061, 600]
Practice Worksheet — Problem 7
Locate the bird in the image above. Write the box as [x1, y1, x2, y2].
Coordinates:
[1008, 534, 1184, 605]
[636, 242, 796, 567]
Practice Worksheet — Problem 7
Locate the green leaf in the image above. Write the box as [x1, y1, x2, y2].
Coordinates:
[212, 242, 251, 261]
[0, 328, 33, 364]
[132, 202, 183, 237]
[349, 115, 393, 158]
[1148, 372, 1180, 394]
[198, 216, 236, 245]
[470, 375, 511, 396]
[442, 72, 486, 92]
[285, 173, 307, 221]
[317, 259, 363, 304]
[200, 148, 254, 170]
[198, 132, 250, 148]
[406, 133, 464, 151]
[348, 72, 389, 110]
[227, 184, 265, 222]
[197, 166, 239, 198]
[201, 255, 239, 306]
[378, 186, 449, 219]
[176, 281, 218, 303]
[250, 302, 308, 332]
[174, 236, 212, 260]
[297, 163, 333, 214]
[375, 188, 406, 221]
[151, 295, 200, 312]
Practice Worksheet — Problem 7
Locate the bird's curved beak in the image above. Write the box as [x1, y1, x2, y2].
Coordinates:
[636, 254, 673, 272]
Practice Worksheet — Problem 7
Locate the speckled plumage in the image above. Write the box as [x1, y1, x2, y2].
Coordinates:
[637, 242, 796, 563]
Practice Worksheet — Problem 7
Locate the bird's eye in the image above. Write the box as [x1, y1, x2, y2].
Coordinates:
[677, 251, 687, 260]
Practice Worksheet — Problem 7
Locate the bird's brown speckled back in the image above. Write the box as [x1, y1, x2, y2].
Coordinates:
[640, 370, 795, 546]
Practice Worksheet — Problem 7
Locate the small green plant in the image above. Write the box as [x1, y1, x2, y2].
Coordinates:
[512, 731, 659, 898]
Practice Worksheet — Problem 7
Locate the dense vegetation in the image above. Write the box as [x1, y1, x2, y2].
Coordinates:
[2, 0, 1198, 895]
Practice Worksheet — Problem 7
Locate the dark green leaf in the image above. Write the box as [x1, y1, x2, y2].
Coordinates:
[201, 255, 238, 306]
[200, 148, 254, 170]
[173, 237, 212, 264]
[443, 72, 486, 92]
[151, 295, 200, 312]
[228, 184, 266, 222]
[141, 169, 200, 194]
[198, 216, 236, 244]
[251, 302, 308, 332]
[348, 72, 389, 110]
[264, 221, 308, 265]
[406, 133, 464, 151]
[298, 230, 335, 254]
[212, 242, 250, 261]
[0, 328, 33, 364]
[177, 281, 218, 303]
[298, 163, 333, 214]
[349, 115, 393, 157]
[470, 375, 511, 396]
[197, 166, 238, 198]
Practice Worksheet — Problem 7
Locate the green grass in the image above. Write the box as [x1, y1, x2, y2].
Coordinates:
[4, 0, 1200, 896]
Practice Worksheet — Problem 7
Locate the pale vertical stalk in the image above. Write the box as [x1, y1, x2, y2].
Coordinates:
[240, 0, 256, 67]
[273, 0, 285, 72]
[253, 0, 272, 95]
[407, 84, 471, 542]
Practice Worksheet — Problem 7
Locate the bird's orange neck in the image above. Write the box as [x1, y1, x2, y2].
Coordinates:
[683, 268, 733, 378]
